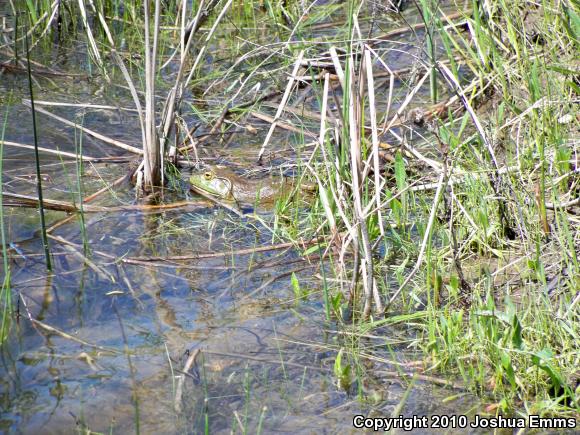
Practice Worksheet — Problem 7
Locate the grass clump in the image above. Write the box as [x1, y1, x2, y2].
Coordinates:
[298, 0, 579, 415]
[1, 0, 577, 425]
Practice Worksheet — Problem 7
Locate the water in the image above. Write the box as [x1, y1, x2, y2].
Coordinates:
[0, 1, 482, 433]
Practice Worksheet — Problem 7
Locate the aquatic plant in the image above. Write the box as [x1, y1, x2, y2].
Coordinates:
[0, 0, 577, 429]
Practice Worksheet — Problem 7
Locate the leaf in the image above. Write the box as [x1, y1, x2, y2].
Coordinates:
[531, 349, 565, 390]
[511, 313, 523, 350]
[334, 348, 344, 379]
[501, 352, 516, 388]
[290, 272, 301, 300]
[474, 310, 511, 325]
[303, 244, 323, 256]
[547, 65, 580, 76]
[333, 348, 352, 390]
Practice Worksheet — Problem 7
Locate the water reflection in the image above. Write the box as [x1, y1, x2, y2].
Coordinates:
[0, 1, 480, 432]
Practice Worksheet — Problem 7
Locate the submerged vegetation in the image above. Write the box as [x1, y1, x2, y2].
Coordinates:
[0, 0, 578, 431]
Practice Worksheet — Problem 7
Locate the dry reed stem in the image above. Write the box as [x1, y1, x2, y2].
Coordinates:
[329, 47, 345, 91]
[381, 69, 429, 135]
[312, 72, 337, 236]
[182, 0, 233, 91]
[30, 100, 142, 113]
[347, 48, 379, 317]
[93, 0, 148, 158]
[387, 171, 447, 308]
[364, 49, 385, 239]
[28, 0, 59, 51]
[1, 140, 97, 161]
[250, 111, 317, 138]
[77, 0, 108, 80]
[174, 348, 200, 413]
[159, 0, 207, 172]
[142, 0, 162, 188]
[438, 63, 500, 169]
[257, 50, 305, 163]
[58, 240, 116, 283]
[3, 192, 208, 213]
[22, 102, 142, 154]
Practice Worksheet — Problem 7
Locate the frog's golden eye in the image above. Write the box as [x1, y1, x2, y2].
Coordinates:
[203, 172, 212, 180]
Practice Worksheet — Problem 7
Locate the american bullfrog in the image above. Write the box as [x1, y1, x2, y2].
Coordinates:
[189, 166, 292, 205]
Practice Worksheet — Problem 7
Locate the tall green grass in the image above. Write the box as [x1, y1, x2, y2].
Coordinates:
[25, 27, 51, 270]
[300, 0, 579, 414]
[6, 0, 578, 419]
[0, 103, 12, 344]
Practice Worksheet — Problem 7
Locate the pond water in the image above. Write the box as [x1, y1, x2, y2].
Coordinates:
[0, 1, 486, 433]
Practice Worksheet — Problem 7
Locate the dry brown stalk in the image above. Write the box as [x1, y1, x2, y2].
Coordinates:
[47, 172, 132, 232]
[1, 140, 97, 161]
[141, 0, 162, 189]
[364, 49, 385, 239]
[257, 50, 305, 163]
[128, 240, 313, 262]
[3, 192, 208, 213]
[21, 102, 142, 154]
[372, 9, 472, 44]
[174, 349, 200, 413]
[250, 111, 317, 139]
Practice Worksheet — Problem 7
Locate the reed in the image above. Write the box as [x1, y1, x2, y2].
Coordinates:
[74, 126, 89, 255]
[0, 103, 12, 344]
[296, 0, 579, 413]
[3, 0, 578, 419]
[25, 27, 51, 271]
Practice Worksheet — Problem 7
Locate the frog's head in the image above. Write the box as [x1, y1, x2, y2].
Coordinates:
[190, 169, 234, 201]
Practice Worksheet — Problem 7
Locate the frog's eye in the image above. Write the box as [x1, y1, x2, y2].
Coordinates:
[203, 172, 212, 180]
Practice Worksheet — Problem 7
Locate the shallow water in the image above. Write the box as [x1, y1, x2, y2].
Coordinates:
[1, 201, 479, 433]
[0, 1, 487, 433]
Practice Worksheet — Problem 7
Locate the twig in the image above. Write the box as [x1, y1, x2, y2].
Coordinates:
[21, 101, 142, 154]
[27, 315, 119, 354]
[250, 111, 316, 138]
[257, 50, 305, 163]
[3, 192, 208, 213]
[1, 139, 97, 161]
[174, 349, 200, 413]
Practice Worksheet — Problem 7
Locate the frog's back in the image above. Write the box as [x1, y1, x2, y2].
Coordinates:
[232, 177, 285, 203]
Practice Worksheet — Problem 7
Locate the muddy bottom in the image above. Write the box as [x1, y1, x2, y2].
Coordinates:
[0, 198, 480, 434]
[0, 1, 487, 432]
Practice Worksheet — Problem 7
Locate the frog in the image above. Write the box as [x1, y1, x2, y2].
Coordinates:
[189, 166, 292, 205]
